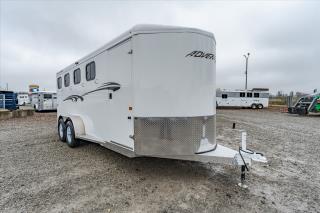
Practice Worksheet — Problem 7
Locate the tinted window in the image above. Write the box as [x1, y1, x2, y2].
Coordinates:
[74, 68, 81, 84]
[247, 93, 252, 98]
[44, 94, 52, 99]
[57, 77, 62, 89]
[254, 93, 260, 98]
[86, 61, 96, 81]
[240, 92, 245, 97]
[64, 73, 70, 87]
[222, 94, 228, 99]
[260, 93, 269, 98]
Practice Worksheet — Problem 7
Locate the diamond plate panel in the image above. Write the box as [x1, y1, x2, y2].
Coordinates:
[134, 115, 216, 156]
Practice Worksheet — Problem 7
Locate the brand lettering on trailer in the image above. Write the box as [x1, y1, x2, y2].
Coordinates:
[185, 51, 216, 61]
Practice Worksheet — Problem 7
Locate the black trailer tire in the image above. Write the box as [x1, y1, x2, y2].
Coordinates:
[58, 118, 66, 142]
[65, 120, 80, 148]
[258, 104, 263, 109]
[298, 107, 308, 116]
[251, 104, 257, 109]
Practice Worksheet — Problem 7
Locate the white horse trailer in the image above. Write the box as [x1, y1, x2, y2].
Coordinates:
[31, 91, 57, 111]
[17, 92, 30, 106]
[217, 89, 269, 109]
[56, 25, 266, 180]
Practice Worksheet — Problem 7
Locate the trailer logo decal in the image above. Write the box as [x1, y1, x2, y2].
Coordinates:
[82, 82, 121, 97]
[63, 82, 121, 102]
[63, 95, 84, 102]
[185, 51, 215, 61]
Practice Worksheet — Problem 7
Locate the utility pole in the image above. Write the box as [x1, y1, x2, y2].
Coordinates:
[243, 53, 250, 90]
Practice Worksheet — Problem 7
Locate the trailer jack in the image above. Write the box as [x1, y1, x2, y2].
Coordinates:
[238, 165, 248, 188]
[236, 131, 267, 188]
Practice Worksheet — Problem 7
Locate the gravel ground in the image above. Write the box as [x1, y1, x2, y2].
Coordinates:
[0, 110, 319, 213]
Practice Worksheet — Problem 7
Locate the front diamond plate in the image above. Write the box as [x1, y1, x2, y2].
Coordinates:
[134, 115, 216, 156]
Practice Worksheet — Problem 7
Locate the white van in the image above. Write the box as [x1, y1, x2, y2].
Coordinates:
[56, 25, 265, 177]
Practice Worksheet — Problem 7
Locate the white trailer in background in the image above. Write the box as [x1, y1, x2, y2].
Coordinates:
[31, 91, 57, 111]
[56, 25, 266, 180]
[216, 88, 269, 109]
[17, 92, 30, 106]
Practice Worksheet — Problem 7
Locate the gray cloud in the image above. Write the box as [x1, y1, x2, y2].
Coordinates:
[0, 0, 319, 94]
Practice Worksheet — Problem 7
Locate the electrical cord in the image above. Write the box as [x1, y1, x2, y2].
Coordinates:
[241, 147, 264, 156]
[239, 147, 249, 171]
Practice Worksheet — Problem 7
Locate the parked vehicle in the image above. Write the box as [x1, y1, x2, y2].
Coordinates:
[288, 93, 320, 115]
[0, 90, 18, 110]
[216, 88, 269, 109]
[17, 92, 30, 106]
[56, 25, 265, 179]
[31, 91, 57, 112]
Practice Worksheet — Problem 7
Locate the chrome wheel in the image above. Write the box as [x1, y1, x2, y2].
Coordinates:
[66, 126, 72, 143]
[59, 123, 64, 138]
[65, 121, 79, 147]
[58, 119, 66, 142]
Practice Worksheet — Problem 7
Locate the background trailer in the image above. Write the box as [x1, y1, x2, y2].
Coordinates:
[17, 92, 30, 106]
[31, 91, 57, 112]
[0, 90, 17, 110]
[216, 88, 269, 109]
[56, 25, 266, 179]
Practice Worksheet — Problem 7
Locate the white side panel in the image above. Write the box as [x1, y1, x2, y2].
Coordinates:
[217, 97, 269, 108]
[57, 40, 133, 149]
[132, 33, 215, 117]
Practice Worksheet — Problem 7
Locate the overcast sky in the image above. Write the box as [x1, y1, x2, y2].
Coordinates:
[0, 0, 319, 94]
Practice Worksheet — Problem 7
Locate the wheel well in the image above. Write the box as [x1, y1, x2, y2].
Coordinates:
[62, 116, 85, 137]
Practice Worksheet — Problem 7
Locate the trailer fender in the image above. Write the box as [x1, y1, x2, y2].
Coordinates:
[66, 116, 85, 137]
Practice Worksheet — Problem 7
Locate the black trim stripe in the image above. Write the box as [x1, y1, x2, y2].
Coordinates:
[63, 82, 121, 102]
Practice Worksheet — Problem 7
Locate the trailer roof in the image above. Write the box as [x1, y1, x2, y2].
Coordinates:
[217, 89, 269, 93]
[31, 91, 56, 94]
[57, 24, 215, 75]
[0, 90, 14, 93]
[131, 24, 214, 38]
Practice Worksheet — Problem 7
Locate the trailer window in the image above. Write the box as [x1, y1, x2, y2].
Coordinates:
[240, 92, 245, 97]
[254, 93, 260, 98]
[222, 94, 228, 99]
[86, 61, 96, 81]
[73, 68, 81, 84]
[247, 93, 252, 98]
[57, 77, 62, 89]
[64, 73, 70, 87]
[44, 94, 52, 99]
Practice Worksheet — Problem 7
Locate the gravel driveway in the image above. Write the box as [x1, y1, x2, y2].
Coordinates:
[0, 110, 319, 212]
